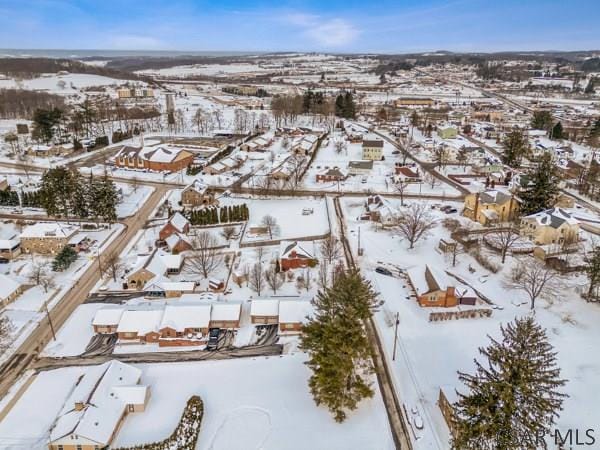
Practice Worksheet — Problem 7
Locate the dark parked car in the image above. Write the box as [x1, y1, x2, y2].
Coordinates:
[375, 266, 393, 276]
[206, 328, 220, 351]
[445, 208, 458, 214]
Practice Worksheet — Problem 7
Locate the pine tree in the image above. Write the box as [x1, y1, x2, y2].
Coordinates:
[502, 129, 528, 167]
[584, 245, 600, 300]
[300, 270, 381, 422]
[550, 121, 564, 140]
[531, 110, 553, 131]
[520, 153, 560, 215]
[52, 245, 78, 271]
[452, 317, 567, 450]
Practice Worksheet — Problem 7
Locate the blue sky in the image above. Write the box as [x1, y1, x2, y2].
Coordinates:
[1, 0, 599, 53]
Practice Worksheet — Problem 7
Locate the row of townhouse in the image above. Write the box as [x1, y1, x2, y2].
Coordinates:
[114, 144, 195, 172]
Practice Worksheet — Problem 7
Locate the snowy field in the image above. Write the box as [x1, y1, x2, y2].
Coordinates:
[341, 197, 600, 449]
[0, 73, 129, 94]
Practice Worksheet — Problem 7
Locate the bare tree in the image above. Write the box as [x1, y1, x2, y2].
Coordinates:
[101, 251, 125, 282]
[264, 262, 284, 294]
[317, 259, 330, 288]
[0, 316, 14, 353]
[334, 139, 347, 154]
[424, 172, 440, 190]
[394, 203, 437, 249]
[261, 214, 279, 239]
[395, 178, 409, 206]
[29, 262, 55, 292]
[248, 261, 264, 296]
[185, 231, 223, 278]
[490, 228, 521, 264]
[320, 235, 342, 264]
[130, 176, 140, 193]
[506, 260, 557, 309]
[220, 226, 236, 241]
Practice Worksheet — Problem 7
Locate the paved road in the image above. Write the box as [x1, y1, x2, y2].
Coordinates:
[0, 184, 169, 399]
[333, 197, 413, 450]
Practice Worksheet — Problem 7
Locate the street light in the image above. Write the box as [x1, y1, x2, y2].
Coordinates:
[392, 312, 400, 361]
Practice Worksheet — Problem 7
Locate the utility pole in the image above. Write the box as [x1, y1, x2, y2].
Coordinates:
[44, 301, 57, 341]
[392, 312, 400, 361]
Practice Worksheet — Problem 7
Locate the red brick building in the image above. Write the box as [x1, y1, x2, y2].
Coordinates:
[279, 241, 317, 271]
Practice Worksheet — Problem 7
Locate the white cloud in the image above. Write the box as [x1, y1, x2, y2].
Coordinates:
[303, 18, 359, 47]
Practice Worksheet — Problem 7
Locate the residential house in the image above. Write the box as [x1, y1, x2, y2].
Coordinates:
[209, 302, 242, 328]
[279, 241, 317, 271]
[240, 135, 273, 152]
[462, 190, 519, 226]
[181, 180, 218, 208]
[406, 265, 477, 307]
[438, 126, 458, 139]
[394, 165, 422, 183]
[114, 144, 194, 172]
[278, 300, 312, 333]
[144, 279, 196, 298]
[363, 195, 398, 226]
[347, 160, 373, 176]
[92, 308, 125, 334]
[48, 360, 150, 450]
[20, 222, 78, 254]
[117, 309, 163, 342]
[0, 237, 20, 260]
[520, 208, 580, 245]
[0, 274, 23, 308]
[362, 139, 384, 161]
[165, 233, 193, 254]
[126, 251, 184, 289]
[394, 97, 434, 107]
[158, 304, 211, 345]
[316, 167, 348, 183]
[250, 299, 280, 325]
[159, 212, 190, 242]
[292, 134, 319, 156]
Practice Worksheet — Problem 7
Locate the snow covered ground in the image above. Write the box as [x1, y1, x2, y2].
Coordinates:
[341, 197, 600, 449]
[115, 183, 154, 218]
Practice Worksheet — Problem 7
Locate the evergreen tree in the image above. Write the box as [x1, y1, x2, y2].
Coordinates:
[300, 270, 381, 422]
[530, 110, 553, 131]
[550, 121, 564, 140]
[587, 117, 600, 150]
[452, 317, 567, 450]
[584, 245, 600, 300]
[502, 129, 528, 167]
[520, 153, 560, 215]
[39, 167, 78, 217]
[52, 245, 78, 271]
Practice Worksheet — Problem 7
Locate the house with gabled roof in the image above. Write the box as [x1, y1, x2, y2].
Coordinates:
[48, 360, 149, 450]
[279, 241, 317, 271]
[159, 212, 190, 241]
[520, 207, 580, 245]
[126, 251, 184, 289]
[181, 180, 218, 208]
[114, 144, 194, 172]
[463, 189, 519, 226]
[406, 265, 477, 308]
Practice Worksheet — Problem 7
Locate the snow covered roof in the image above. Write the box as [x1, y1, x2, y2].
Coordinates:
[479, 189, 512, 205]
[279, 300, 313, 324]
[0, 274, 21, 299]
[116, 309, 162, 335]
[523, 207, 579, 229]
[183, 179, 208, 195]
[169, 212, 190, 233]
[250, 299, 280, 317]
[0, 238, 19, 250]
[280, 241, 314, 259]
[210, 302, 241, 321]
[406, 265, 453, 296]
[160, 304, 210, 331]
[92, 308, 124, 326]
[20, 222, 78, 239]
[50, 361, 144, 446]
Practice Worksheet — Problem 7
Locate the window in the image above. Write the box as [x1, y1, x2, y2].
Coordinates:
[128, 404, 135, 412]
[77, 445, 82, 450]
[57, 446, 63, 450]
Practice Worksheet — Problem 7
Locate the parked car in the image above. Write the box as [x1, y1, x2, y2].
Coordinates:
[392, 150, 400, 155]
[375, 266, 393, 276]
[445, 208, 458, 214]
[0, 257, 9, 264]
[302, 207, 314, 215]
[413, 414, 424, 430]
[207, 328, 220, 351]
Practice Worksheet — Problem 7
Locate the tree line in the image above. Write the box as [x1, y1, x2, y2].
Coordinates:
[39, 167, 118, 222]
[0, 89, 65, 119]
[183, 203, 249, 226]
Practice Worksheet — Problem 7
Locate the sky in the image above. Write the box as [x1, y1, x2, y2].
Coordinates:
[0, 0, 599, 54]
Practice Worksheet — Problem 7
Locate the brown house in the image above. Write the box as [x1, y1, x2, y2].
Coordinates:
[181, 180, 218, 208]
[279, 241, 317, 271]
[159, 212, 190, 242]
[114, 145, 194, 172]
[20, 223, 78, 255]
[406, 265, 459, 308]
[250, 299, 279, 324]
